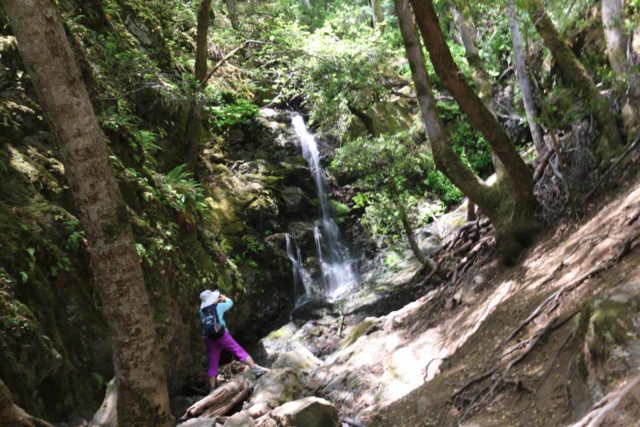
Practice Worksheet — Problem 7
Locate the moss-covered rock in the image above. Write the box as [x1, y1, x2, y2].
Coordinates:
[582, 281, 640, 399]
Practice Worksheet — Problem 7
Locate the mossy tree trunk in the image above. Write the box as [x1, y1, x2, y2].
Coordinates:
[187, 0, 213, 172]
[225, 0, 240, 30]
[601, 0, 640, 136]
[371, 0, 385, 27]
[526, 0, 624, 153]
[507, 0, 546, 158]
[397, 0, 537, 263]
[0, 0, 172, 425]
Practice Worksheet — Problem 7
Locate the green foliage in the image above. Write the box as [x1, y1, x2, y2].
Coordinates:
[205, 91, 259, 129]
[159, 164, 208, 215]
[331, 132, 459, 241]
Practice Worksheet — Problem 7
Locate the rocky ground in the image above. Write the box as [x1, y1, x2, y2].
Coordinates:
[171, 172, 640, 427]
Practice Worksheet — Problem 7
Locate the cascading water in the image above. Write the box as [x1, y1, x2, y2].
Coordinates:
[289, 114, 358, 299]
[285, 233, 311, 302]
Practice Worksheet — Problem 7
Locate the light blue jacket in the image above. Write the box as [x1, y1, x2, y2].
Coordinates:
[200, 298, 233, 328]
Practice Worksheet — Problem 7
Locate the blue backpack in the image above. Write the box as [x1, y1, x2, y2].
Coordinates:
[201, 304, 225, 339]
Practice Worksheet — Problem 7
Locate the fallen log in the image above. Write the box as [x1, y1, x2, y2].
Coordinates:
[182, 377, 251, 420]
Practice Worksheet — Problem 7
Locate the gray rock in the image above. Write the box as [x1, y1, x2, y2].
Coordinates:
[250, 368, 303, 408]
[280, 186, 311, 214]
[176, 417, 217, 427]
[271, 396, 339, 427]
[223, 412, 256, 427]
[272, 347, 322, 371]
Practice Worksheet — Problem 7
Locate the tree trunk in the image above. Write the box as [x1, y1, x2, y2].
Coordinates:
[187, 0, 212, 172]
[601, 0, 640, 135]
[396, 0, 537, 263]
[195, 0, 212, 82]
[507, 0, 546, 158]
[225, 0, 240, 30]
[409, 0, 534, 210]
[446, 0, 509, 188]
[390, 187, 431, 268]
[371, 0, 385, 27]
[0, 379, 53, 427]
[182, 377, 251, 420]
[526, 0, 624, 153]
[446, 0, 494, 109]
[0, 1, 172, 425]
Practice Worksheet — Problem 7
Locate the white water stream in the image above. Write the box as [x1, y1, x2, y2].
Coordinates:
[288, 114, 358, 301]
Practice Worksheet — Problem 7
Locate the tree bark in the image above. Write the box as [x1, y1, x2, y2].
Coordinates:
[0, 1, 172, 425]
[390, 186, 432, 269]
[0, 379, 53, 427]
[446, 0, 494, 109]
[526, 0, 623, 153]
[409, 0, 534, 209]
[507, 0, 546, 158]
[182, 377, 251, 420]
[396, 0, 537, 263]
[187, 0, 212, 172]
[446, 0, 509, 198]
[195, 0, 212, 82]
[225, 0, 240, 30]
[601, 0, 640, 135]
[371, 0, 385, 27]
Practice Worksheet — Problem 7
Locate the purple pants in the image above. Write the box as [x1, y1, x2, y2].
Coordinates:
[205, 329, 249, 378]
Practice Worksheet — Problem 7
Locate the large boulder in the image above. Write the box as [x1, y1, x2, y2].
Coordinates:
[272, 347, 323, 371]
[271, 397, 339, 427]
[249, 368, 304, 409]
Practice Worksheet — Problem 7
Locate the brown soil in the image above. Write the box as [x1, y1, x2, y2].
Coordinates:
[368, 176, 640, 427]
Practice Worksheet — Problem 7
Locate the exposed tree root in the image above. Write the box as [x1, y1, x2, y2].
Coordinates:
[451, 226, 640, 423]
[569, 375, 640, 427]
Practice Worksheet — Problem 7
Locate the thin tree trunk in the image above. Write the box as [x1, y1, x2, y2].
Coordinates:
[187, 0, 212, 172]
[526, 0, 623, 153]
[409, 0, 534, 208]
[446, 0, 508, 200]
[225, 0, 240, 30]
[507, 0, 546, 158]
[446, 0, 494, 109]
[371, 0, 385, 27]
[195, 0, 212, 82]
[389, 185, 432, 269]
[0, 1, 172, 425]
[397, 0, 537, 263]
[601, 0, 640, 135]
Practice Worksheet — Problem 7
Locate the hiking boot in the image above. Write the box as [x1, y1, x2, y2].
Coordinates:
[250, 366, 269, 378]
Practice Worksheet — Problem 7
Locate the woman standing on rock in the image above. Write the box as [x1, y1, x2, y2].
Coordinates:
[198, 289, 268, 390]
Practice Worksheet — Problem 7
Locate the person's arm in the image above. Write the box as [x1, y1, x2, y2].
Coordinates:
[217, 295, 233, 313]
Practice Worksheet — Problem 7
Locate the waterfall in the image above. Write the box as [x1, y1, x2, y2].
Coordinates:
[290, 114, 357, 299]
[285, 233, 311, 303]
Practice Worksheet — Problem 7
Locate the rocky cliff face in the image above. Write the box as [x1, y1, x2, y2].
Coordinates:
[0, 4, 327, 423]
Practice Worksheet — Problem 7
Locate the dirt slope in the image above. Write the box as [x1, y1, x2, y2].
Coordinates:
[350, 177, 640, 426]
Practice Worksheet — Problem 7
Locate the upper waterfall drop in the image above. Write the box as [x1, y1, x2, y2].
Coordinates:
[290, 114, 358, 300]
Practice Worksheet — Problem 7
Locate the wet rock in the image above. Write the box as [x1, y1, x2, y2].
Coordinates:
[223, 412, 256, 427]
[280, 186, 312, 214]
[271, 396, 339, 427]
[290, 298, 335, 322]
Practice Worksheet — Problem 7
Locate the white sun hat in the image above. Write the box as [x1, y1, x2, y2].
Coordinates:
[200, 289, 220, 309]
